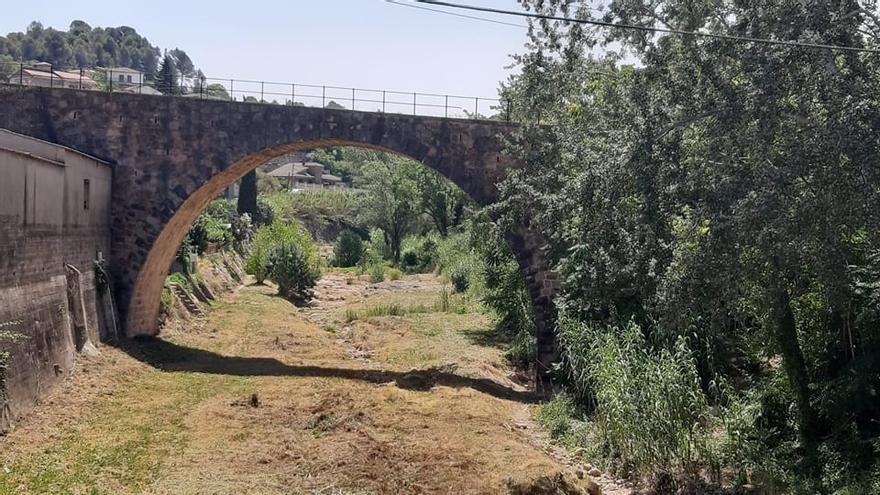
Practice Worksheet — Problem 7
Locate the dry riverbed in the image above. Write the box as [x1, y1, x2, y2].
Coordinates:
[0, 272, 606, 494]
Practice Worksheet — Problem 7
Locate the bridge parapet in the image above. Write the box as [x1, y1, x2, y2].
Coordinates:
[0, 61, 510, 121]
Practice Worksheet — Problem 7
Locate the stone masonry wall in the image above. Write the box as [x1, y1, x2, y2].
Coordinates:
[0, 86, 561, 392]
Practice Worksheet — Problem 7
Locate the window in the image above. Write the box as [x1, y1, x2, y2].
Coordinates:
[83, 179, 90, 210]
[127, 75, 132, 83]
[118, 74, 124, 82]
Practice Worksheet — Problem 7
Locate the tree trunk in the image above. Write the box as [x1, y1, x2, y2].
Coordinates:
[771, 285, 819, 444]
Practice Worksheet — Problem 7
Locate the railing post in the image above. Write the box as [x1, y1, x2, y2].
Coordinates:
[507, 99, 512, 122]
[474, 97, 479, 118]
[19, 62, 23, 86]
[230, 79, 234, 101]
[413, 93, 416, 115]
[292, 83, 295, 105]
[322, 86, 326, 107]
[49, 64, 54, 88]
[109, 70, 113, 93]
[445, 95, 448, 118]
[351, 88, 355, 111]
[382, 91, 386, 113]
[260, 81, 264, 103]
[80, 68, 83, 90]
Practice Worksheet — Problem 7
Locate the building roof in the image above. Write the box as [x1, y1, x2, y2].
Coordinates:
[322, 174, 342, 182]
[53, 70, 94, 82]
[0, 128, 109, 166]
[266, 162, 308, 177]
[105, 67, 143, 74]
[19, 68, 96, 84]
[122, 85, 163, 96]
[20, 68, 51, 78]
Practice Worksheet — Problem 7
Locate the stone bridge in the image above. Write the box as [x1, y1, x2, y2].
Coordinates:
[0, 86, 559, 382]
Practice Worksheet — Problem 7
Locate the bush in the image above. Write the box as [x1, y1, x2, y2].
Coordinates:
[333, 230, 364, 267]
[399, 235, 438, 273]
[368, 263, 385, 283]
[436, 232, 484, 296]
[365, 228, 390, 262]
[449, 263, 470, 293]
[388, 268, 402, 281]
[246, 221, 317, 284]
[254, 198, 275, 227]
[537, 392, 578, 441]
[558, 318, 718, 479]
[267, 241, 319, 303]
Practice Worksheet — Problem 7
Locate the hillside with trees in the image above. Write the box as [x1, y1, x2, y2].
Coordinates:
[0, 21, 199, 84]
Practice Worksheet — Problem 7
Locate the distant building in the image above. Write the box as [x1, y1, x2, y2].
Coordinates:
[16, 62, 97, 90]
[105, 67, 144, 87]
[267, 161, 345, 189]
[120, 85, 163, 96]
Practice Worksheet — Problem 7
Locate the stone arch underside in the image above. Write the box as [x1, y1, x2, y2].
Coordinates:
[0, 86, 559, 386]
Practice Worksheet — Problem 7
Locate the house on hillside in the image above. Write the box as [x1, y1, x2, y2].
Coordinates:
[267, 161, 346, 190]
[105, 67, 144, 87]
[15, 62, 97, 90]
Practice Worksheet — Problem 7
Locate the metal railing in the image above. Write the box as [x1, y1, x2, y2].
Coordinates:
[0, 61, 510, 121]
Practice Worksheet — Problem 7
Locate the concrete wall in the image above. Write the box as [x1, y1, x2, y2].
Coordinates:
[0, 129, 112, 432]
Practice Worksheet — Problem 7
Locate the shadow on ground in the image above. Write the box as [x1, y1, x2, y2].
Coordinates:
[118, 338, 540, 404]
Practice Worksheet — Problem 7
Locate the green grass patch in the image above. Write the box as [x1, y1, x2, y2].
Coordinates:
[0, 360, 250, 495]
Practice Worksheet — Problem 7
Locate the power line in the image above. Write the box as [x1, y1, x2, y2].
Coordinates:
[384, 0, 526, 28]
[415, 0, 880, 55]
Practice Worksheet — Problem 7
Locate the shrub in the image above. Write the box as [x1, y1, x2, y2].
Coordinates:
[449, 263, 470, 293]
[254, 198, 275, 227]
[333, 230, 364, 267]
[246, 221, 317, 284]
[267, 241, 319, 303]
[188, 214, 233, 254]
[537, 392, 577, 441]
[436, 232, 484, 296]
[388, 268, 402, 281]
[400, 235, 438, 273]
[558, 317, 718, 478]
[368, 263, 385, 283]
[365, 228, 390, 262]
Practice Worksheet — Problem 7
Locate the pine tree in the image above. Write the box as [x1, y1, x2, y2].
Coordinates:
[155, 55, 177, 95]
[237, 170, 258, 219]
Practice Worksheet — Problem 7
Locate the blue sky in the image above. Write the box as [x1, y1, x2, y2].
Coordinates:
[2, 0, 530, 99]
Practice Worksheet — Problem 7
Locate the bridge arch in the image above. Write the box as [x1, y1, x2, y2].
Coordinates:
[133, 138, 498, 340]
[0, 86, 558, 384]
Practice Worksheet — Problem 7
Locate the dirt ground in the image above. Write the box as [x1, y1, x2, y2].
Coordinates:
[0, 272, 621, 495]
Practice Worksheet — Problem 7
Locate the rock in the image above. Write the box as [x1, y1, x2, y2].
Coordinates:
[586, 480, 601, 495]
[588, 467, 602, 478]
[249, 393, 261, 408]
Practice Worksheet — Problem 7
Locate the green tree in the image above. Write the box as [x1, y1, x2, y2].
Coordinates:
[500, 0, 880, 489]
[358, 157, 421, 263]
[237, 170, 258, 218]
[154, 54, 177, 94]
[417, 169, 466, 237]
[267, 241, 319, 303]
[333, 230, 364, 267]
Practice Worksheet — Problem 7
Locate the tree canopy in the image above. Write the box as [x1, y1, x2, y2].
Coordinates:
[0, 20, 200, 79]
[499, 0, 880, 491]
